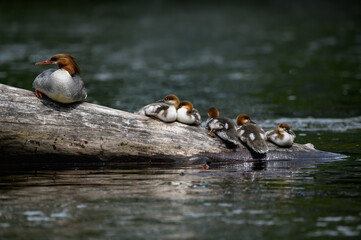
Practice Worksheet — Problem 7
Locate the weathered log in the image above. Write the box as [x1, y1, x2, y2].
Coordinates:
[0, 83, 343, 165]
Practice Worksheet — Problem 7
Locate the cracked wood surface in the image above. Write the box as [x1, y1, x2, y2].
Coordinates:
[0, 84, 343, 164]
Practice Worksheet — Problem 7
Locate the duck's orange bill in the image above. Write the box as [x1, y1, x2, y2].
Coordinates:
[35, 61, 52, 65]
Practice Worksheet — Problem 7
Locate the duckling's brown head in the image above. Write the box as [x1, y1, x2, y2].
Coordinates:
[163, 94, 180, 108]
[179, 101, 193, 113]
[278, 122, 291, 133]
[236, 114, 251, 126]
[208, 107, 219, 118]
[36, 54, 81, 76]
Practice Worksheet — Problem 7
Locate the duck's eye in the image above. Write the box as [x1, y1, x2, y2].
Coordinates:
[50, 57, 57, 61]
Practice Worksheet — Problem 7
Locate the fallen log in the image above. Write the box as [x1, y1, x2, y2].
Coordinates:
[0, 83, 343, 166]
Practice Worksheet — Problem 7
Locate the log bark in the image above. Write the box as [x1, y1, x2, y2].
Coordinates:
[0, 84, 343, 165]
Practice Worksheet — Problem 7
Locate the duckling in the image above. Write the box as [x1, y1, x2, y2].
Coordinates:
[33, 54, 87, 103]
[236, 114, 268, 154]
[266, 122, 296, 147]
[177, 101, 202, 126]
[136, 94, 179, 122]
[206, 107, 239, 147]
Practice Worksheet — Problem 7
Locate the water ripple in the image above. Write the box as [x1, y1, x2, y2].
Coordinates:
[260, 116, 361, 132]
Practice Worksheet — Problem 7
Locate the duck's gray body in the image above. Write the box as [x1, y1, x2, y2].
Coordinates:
[266, 128, 296, 147]
[33, 68, 87, 103]
[136, 95, 180, 123]
[177, 107, 202, 126]
[136, 102, 177, 122]
[237, 123, 269, 154]
[206, 117, 240, 146]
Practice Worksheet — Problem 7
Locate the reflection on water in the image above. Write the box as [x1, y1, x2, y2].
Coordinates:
[260, 116, 361, 132]
[1, 159, 360, 239]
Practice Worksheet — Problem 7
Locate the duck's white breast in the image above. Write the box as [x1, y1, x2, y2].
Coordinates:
[177, 108, 194, 124]
[161, 106, 177, 122]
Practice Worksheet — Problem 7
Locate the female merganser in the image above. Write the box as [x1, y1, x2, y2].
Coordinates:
[206, 107, 239, 147]
[136, 94, 180, 122]
[33, 54, 87, 103]
[236, 114, 268, 154]
[176, 101, 202, 126]
[266, 122, 296, 147]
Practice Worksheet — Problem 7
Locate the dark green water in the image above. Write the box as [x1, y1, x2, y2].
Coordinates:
[0, 1, 361, 239]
